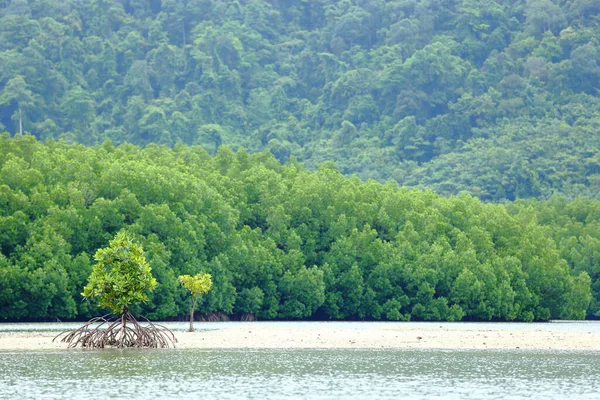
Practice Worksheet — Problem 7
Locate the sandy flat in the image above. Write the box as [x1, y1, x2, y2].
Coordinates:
[1, 325, 600, 351]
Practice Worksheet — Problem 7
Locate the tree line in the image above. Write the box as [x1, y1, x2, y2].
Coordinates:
[0, 134, 595, 321]
[0, 0, 599, 200]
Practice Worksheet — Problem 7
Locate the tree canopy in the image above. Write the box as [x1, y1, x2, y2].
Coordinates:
[0, 135, 595, 322]
[0, 0, 598, 200]
[82, 231, 157, 314]
[1, 1, 599, 322]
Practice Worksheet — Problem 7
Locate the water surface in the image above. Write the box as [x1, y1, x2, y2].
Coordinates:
[2, 320, 600, 333]
[2, 348, 599, 399]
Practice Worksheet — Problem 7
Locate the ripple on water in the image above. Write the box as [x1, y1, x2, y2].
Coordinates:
[2, 348, 600, 399]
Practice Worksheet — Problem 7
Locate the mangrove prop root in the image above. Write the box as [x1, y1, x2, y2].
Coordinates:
[53, 312, 177, 349]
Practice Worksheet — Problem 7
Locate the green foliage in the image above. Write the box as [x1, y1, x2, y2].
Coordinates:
[0, 135, 595, 322]
[179, 273, 213, 301]
[82, 232, 157, 315]
[0, 1, 598, 200]
[279, 266, 325, 319]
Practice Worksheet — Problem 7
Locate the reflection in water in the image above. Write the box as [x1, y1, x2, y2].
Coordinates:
[2, 348, 600, 399]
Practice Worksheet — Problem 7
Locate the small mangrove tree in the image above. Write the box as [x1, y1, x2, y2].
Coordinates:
[179, 273, 213, 332]
[55, 232, 176, 348]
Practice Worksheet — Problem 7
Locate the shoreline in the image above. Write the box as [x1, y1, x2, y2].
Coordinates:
[2, 325, 600, 351]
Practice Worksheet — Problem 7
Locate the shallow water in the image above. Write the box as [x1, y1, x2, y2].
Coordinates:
[2, 348, 600, 399]
[2, 320, 600, 333]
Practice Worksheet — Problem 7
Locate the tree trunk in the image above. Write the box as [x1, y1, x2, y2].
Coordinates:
[189, 299, 196, 332]
[119, 310, 127, 347]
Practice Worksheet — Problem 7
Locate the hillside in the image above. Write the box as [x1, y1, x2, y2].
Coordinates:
[1, 0, 599, 200]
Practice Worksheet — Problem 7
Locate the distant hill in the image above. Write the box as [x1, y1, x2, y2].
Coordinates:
[1, 0, 599, 200]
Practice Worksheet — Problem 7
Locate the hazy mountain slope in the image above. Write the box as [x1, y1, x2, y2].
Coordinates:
[0, 0, 599, 199]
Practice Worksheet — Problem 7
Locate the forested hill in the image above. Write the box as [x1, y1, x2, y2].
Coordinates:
[1, 0, 599, 201]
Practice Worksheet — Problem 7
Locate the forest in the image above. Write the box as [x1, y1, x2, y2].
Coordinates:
[0, 134, 597, 321]
[1, 0, 600, 321]
[0, 0, 599, 200]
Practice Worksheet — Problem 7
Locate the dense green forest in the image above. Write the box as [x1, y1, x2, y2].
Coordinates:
[1, 0, 599, 200]
[0, 135, 597, 321]
[1, 1, 600, 322]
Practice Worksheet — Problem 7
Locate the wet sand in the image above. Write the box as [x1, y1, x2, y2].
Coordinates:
[1, 325, 599, 351]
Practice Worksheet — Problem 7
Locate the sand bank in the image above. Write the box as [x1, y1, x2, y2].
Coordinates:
[1, 325, 600, 351]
